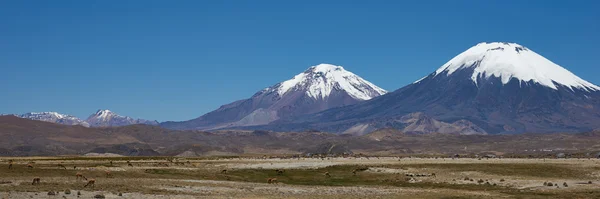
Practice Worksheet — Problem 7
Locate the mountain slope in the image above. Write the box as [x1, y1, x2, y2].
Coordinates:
[86, 109, 159, 127]
[260, 42, 600, 134]
[161, 63, 387, 130]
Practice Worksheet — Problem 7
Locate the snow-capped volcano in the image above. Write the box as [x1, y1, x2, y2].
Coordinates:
[419, 42, 599, 91]
[18, 112, 90, 127]
[160, 63, 387, 130]
[86, 109, 159, 127]
[268, 64, 387, 100]
[258, 42, 600, 134]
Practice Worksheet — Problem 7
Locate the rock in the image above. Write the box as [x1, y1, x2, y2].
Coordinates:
[47, 191, 56, 195]
[118, 192, 123, 196]
[77, 191, 81, 196]
[64, 189, 71, 194]
[94, 194, 105, 198]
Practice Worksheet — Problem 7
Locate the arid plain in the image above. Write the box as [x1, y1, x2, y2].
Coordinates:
[2, 156, 600, 199]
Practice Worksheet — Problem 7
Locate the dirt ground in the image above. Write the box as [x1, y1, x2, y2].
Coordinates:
[1, 156, 600, 198]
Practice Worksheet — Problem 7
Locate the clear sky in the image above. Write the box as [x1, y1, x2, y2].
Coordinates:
[1, 0, 599, 121]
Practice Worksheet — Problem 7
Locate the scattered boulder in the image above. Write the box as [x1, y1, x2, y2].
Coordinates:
[77, 191, 81, 196]
[64, 189, 71, 194]
[118, 192, 123, 196]
[94, 194, 105, 198]
[500, 179, 505, 182]
[546, 182, 553, 186]
[47, 191, 56, 196]
[563, 182, 568, 187]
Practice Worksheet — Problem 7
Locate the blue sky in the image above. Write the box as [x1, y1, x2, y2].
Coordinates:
[1, 0, 599, 121]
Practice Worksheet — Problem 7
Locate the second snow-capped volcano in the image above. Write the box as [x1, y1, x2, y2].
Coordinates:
[268, 64, 387, 100]
[160, 63, 387, 130]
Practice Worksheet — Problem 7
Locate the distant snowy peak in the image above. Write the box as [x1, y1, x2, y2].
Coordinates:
[18, 112, 90, 127]
[266, 63, 387, 100]
[419, 42, 600, 91]
[86, 109, 158, 127]
[90, 109, 123, 121]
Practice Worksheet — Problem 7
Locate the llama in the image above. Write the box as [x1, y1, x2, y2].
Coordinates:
[31, 178, 41, 185]
[276, 169, 284, 175]
[84, 179, 95, 188]
[267, 178, 278, 184]
[76, 173, 87, 181]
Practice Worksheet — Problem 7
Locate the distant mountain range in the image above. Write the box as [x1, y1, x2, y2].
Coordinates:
[160, 64, 387, 130]
[2, 115, 600, 156]
[14, 109, 157, 127]
[8, 42, 600, 135]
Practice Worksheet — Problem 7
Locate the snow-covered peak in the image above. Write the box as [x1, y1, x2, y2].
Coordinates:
[423, 42, 600, 91]
[86, 109, 158, 127]
[25, 112, 67, 119]
[18, 112, 90, 127]
[271, 63, 387, 100]
[93, 109, 118, 119]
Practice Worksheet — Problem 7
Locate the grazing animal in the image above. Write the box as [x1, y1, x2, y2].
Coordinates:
[110, 161, 113, 166]
[276, 169, 284, 175]
[127, 163, 134, 167]
[84, 179, 95, 188]
[431, 173, 436, 178]
[27, 164, 33, 169]
[76, 173, 87, 181]
[105, 171, 112, 178]
[8, 163, 12, 169]
[31, 178, 40, 185]
[325, 172, 331, 178]
[58, 164, 67, 170]
[73, 166, 77, 170]
[267, 178, 278, 184]
[221, 169, 228, 174]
